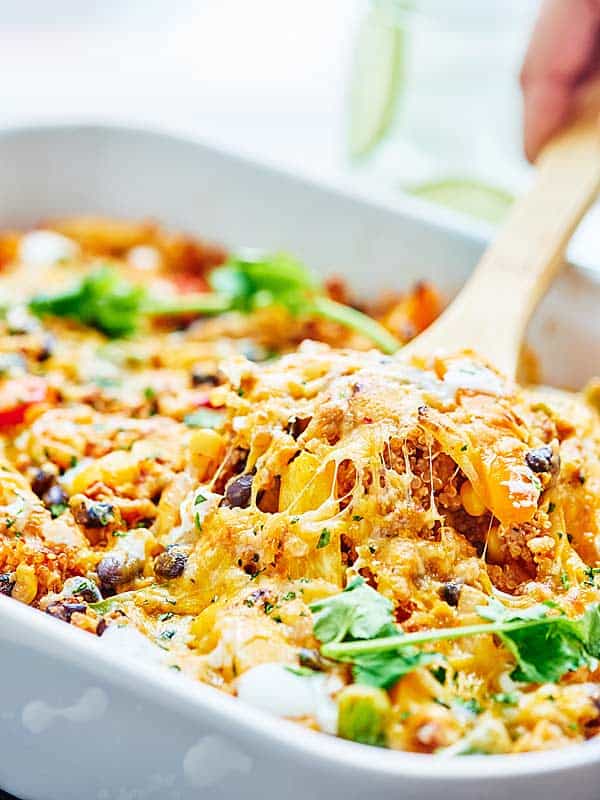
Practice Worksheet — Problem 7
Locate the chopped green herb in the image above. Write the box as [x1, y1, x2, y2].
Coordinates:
[431, 665, 447, 684]
[194, 512, 202, 531]
[50, 503, 67, 518]
[460, 444, 468, 452]
[548, 502, 556, 514]
[584, 567, 600, 586]
[282, 591, 297, 602]
[454, 698, 482, 715]
[560, 572, 570, 590]
[159, 612, 175, 622]
[317, 528, 331, 549]
[352, 514, 363, 522]
[492, 692, 519, 706]
[194, 493, 208, 505]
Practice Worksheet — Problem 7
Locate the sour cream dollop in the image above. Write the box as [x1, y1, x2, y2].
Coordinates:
[236, 662, 340, 734]
[18, 230, 80, 267]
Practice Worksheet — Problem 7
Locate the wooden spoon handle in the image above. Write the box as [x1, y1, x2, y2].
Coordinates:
[403, 113, 600, 378]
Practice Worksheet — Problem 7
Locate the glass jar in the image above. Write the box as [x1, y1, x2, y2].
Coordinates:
[348, 0, 541, 220]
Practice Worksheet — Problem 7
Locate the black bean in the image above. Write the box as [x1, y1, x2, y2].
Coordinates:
[74, 501, 115, 528]
[46, 600, 87, 623]
[31, 469, 55, 498]
[442, 581, 462, 607]
[154, 546, 188, 579]
[43, 484, 68, 509]
[96, 553, 132, 589]
[525, 445, 555, 474]
[96, 619, 107, 637]
[191, 370, 220, 387]
[286, 416, 311, 439]
[64, 577, 102, 603]
[0, 572, 14, 596]
[223, 473, 253, 509]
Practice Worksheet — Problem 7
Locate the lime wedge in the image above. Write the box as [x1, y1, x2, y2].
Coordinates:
[348, 3, 405, 159]
[410, 178, 514, 224]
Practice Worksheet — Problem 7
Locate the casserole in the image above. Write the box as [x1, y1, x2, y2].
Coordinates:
[1, 123, 600, 800]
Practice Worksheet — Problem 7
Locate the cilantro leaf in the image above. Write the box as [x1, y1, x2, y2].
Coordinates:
[29, 253, 400, 352]
[29, 265, 228, 338]
[350, 647, 435, 689]
[30, 266, 145, 338]
[209, 252, 400, 353]
[309, 578, 433, 688]
[209, 252, 320, 313]
[477, 599, 598, 683]
[578, 602, 600, 658]
[315, 588, 600, 688]
[309, 577, 397, 644]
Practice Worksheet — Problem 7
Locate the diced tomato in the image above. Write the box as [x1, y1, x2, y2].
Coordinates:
[0, 376, 47, 427]
[189, 391, 225, 410]
[169, 272, 210, 294]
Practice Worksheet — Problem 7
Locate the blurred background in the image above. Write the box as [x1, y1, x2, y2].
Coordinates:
[0, 0, 598, 262]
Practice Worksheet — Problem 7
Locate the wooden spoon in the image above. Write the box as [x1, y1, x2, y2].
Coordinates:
[402, 104, 600, 379]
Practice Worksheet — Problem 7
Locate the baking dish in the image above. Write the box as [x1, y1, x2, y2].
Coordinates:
[1, 123, 600, 800]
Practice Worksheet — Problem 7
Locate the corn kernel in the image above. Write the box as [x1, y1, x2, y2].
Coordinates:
[98, 450, 139, 485]
[12, 563, 38, 605]
[190, 603, 220, 653]
[208, 386, 228, 407]
[190, 428, 224, 460]
[486, 526, 504, 564]
[66, 460, 102, 494]
[460, 480, 486, 517]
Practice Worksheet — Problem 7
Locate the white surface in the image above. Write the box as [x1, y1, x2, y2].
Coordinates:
[0, 124, 600, 800]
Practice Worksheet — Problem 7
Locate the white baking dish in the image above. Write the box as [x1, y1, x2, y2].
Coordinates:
[0, 124, 599, 800]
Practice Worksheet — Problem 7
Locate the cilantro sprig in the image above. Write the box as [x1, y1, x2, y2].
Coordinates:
[28, 253, 400, 353]
[29, 265, 229, 338]
[309, 579, 600, 688]
[309, 579, 434, 688]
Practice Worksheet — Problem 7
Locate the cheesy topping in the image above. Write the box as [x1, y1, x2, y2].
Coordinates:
[1, 217, 600, 756]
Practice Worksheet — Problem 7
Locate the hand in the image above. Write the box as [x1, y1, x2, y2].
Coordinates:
[521, 0, 600, 161]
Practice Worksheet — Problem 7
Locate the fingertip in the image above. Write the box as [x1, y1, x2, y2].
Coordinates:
[522, 81, 572, 162]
